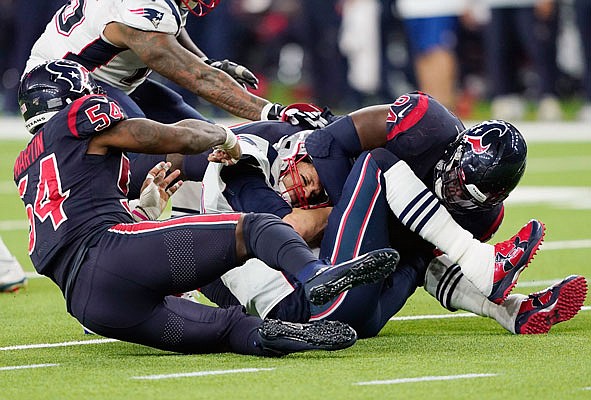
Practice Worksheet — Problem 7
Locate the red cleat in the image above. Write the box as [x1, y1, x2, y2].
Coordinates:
[488, 219, 546, 304]
[515, 275, 588, 334]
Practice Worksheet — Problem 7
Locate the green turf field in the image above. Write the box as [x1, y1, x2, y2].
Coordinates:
[1, 137, 589, 400]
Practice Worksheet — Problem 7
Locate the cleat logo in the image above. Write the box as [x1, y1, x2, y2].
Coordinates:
[495, 238, 527, 272]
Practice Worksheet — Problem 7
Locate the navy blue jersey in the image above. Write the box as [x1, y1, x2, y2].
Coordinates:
[305, 91, 503, 241]
[13, 94, 130, 290]
[307, 92, 466, 204]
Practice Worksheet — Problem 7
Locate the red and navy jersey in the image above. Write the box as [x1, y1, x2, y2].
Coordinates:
[13, 95, 131, 290]
[305, 91, 503, 242]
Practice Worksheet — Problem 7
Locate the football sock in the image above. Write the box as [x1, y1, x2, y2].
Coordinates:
[383, 160, 494, 295]
[242, 213, 318, 277]
[424, 255, 522, 333]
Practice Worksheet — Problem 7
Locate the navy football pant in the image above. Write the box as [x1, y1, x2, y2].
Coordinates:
[69, 213, 316, 354]
[311, 149, 420, 338]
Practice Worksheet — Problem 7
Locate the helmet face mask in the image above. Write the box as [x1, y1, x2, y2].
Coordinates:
[180, 0, 220, 17]
[275, 131, 330, 209]
[279, 154, 311, 208]
[18, 60, 104, 133]
[434, 120, 527, 213]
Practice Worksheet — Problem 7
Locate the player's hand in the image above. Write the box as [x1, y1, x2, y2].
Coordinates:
[208, 148, 239, 166]
[211, 124, 241, 165]
[132, 162, 182, 221]
[205, 58, 259, 90]
[262, 103, 330, 129]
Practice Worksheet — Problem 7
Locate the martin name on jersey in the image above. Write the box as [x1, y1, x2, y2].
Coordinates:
[14, 94, 129, 291]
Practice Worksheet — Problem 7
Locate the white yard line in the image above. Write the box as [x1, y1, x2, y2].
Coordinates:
[131, 368, 276, 380]
[2, 307, 588, 352]
[0, 363, 58, 371]
[355, 373, 498, 386]
[390, 306, 590, 322]
[0, 338, 118, 351]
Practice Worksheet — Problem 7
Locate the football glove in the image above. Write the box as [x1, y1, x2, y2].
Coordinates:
[262, 103, 330, 130]
[205, 58, 259, 89]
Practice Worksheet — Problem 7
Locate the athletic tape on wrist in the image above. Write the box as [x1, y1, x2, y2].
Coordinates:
[215, 124, 237, 150]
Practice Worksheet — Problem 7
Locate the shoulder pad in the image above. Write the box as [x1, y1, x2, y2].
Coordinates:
[117, 0, 184, 34]
[386, 91, 429, 140]
[67, 95, 126, 139]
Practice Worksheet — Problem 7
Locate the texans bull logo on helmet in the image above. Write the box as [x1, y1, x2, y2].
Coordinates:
[45, 60, 93, 96]
[464, 120, 511, 155]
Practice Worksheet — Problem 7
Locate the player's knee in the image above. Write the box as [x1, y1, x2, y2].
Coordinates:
[368, 148, 401, 170]
[239, 212, 286, 254]
[241, 213, 286, 238]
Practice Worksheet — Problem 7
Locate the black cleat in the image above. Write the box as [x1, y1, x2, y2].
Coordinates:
[258, 319, 357, 356]
[305, 248, 400, 306]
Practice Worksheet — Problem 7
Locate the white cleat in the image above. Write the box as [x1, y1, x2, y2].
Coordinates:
[0, 257, 27, 293]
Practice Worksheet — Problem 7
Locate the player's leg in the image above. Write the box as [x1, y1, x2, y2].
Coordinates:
[240, 213, 399, 304]
[201, 210, 399, 324]
[371, 147, 544, 303]
[306, 151, 415, 336]
[69, 214, 357, 355]
[424, 255, 588, 334]
[0, 236, 27, 292]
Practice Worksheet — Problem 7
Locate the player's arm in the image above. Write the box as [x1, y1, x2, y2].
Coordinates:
[349, 104, 391, 150]
[87, 117, 240, 159]
[176, 28, 207, 58]
[103, 22, 268, 120]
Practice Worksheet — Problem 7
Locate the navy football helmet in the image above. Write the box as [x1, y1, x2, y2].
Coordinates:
[18, 60, 103, 133]
[433, 120, 527, 213]
[180, 0, 220, 17]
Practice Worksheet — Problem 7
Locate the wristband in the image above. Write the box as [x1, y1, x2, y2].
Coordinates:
[215, 124, 238, 150]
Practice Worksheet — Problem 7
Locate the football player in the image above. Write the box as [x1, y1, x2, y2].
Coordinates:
[14, 59, 404, 355]
[192, 92, 588, 337]
[24, 0, 327, 200]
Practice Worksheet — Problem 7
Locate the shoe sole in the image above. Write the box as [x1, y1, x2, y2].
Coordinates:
[518, 275, 588, 334]
[307, 249, 400, 306]
[0, 279, 27, 293]
[490, 220, 546, 304]
[259, 319, 357, 354]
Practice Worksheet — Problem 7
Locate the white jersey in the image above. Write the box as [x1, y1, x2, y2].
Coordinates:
[201, 134, 284, 213]
[26, 0, 188, 93]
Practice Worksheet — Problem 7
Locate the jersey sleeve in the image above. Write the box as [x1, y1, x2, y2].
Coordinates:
[116, 0, 184, 34]
[66, 95, 126, 140]
[385, 91, 465, 180]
